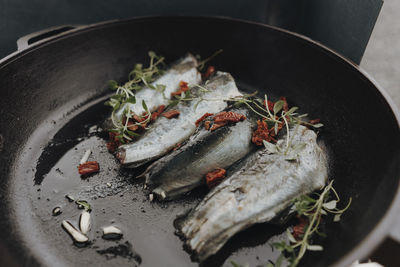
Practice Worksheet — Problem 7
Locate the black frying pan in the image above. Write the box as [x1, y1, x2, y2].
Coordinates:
[0, 16, 399, 267]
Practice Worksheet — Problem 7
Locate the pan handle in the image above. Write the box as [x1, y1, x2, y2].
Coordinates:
[16, 25, 82, 51]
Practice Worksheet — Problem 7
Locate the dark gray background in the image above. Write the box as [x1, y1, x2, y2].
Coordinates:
[0, 0, 382, 64]
[362, 3, 400, 259]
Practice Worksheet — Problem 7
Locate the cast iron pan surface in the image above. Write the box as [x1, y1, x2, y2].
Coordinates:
[0, 17, 399, 267]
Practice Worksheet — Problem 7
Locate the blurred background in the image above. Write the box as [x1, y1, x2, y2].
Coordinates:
[0, 0, 398, 108]
[0, 0, 399, 265]
[362, 0, 400, 109]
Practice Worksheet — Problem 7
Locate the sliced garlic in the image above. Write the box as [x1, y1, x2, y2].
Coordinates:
[62, 220, 88, 243]
[80, 149, 91, 164]
[79, 211, 91, 235]
[102, 225, 123, 240]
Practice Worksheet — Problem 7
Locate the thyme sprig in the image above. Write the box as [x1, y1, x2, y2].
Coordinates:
[168, 88, 194, 108]
[272, 181, 352, 267]
[167, 91, 322, 153]
[233, 94, 322, 153]
[227, 94, 351, 267]
[197, 49, 223, 71]
[109, 99, 151, 142]
[105, 51, 165, 142]
[230, 181, 351, 267]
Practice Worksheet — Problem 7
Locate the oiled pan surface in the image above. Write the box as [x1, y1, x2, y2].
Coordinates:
[0, 17, 399, 267]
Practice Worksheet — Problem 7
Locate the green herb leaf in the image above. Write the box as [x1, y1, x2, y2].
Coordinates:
[148, 51, 156, 58]
[273, 100, 284, 114]
[298, 113, 308, 118]
[275, 253, 285, 267]
[112, 102, 120, 112]
[134, 63, 143, 71]
[287, 229, 297, 243]
[75, 200, 91, 212]
[333, 214, 342, 222]
[156, 84, 166, 92]
[284, 155, 298, 162]
[126, 96, 136, 104]
[312, 123, 324, 128]
[110, 95, 123, 101]
[122, 106, 130, 116]
[254, 98, 264, 105]
[230, 261, 241, 267]
[300, 194, 317, 203]
[193, 99, 204, 111]
[126, 130, 141, 137]
[263, 140, 278, 154]
[286, 106, 299, 115]
[108, 80, 118, 90]
[131, 84, 142, 91]
[307, 245, 323, 251]
[197, 49, 223, 70]
[184, 90, 192, 98]
[233, 101, 244, 107]
[292, 143, 306, 152]
[230, 261, 248, 267]
[272, 242, 286, 251]
[322, 200, 337, 210]
[168, 100, 180, 107]
[142, 100, 148, 112]
[268, 181, 351, 267]
[105, 51, 166, 143]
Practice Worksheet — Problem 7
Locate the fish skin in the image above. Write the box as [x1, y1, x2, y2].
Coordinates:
[143, 106, 258, 200]
[177, 125, 327, 262]
[117, 72, 242, 168]
[115, 53, 201, 119]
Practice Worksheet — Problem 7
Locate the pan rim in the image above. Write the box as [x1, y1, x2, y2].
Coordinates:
[1, 15, 399, 267]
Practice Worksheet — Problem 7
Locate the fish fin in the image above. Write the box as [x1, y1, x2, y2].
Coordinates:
[174, 208, 193, 239]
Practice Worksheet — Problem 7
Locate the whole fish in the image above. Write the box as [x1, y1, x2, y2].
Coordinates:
[115, 53, 201, 119]
[143, 106, 258, 200]
[117, 72, 242, 168]
[176, 125, 327, 262]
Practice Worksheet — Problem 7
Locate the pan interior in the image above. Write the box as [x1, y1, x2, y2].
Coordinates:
[1, 17, 399, 267]
[10, 83, 290, 267]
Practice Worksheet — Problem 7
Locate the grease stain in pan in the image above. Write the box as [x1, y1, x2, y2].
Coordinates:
[97, 241, 142, 264]
[34, 101, 109, 185]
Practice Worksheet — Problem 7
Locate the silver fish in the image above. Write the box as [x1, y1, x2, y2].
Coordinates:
[143, 106, 258, 200]
[115, 53, 201, 119]
[117, 72, 242, 168]
[177, 125, 327, 262]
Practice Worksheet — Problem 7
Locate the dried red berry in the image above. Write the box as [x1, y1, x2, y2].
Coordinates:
[78, 161, 99, 175]
[206, 168, 226, 188]
[162, 109, 180, 119]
